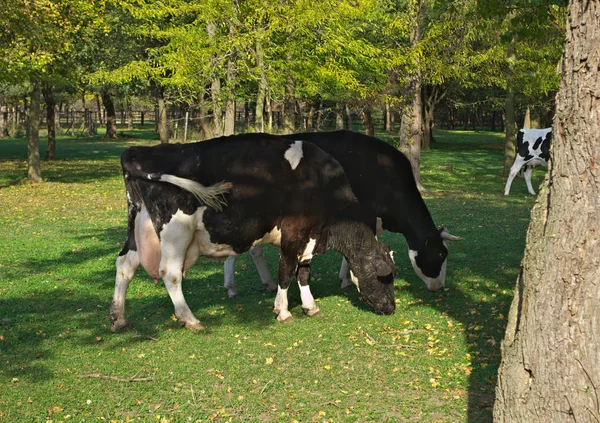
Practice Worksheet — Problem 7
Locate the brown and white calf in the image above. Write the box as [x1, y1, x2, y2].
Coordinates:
[223, 130, 461, 298]
[110, 133, 396, 331]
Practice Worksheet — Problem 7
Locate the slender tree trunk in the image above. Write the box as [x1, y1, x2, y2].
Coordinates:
[360, 107, 374, 136]
[523, 105, 531, 129]
[384, 102, 393, 133]
[42, 83, 56, 160]
[95, 94, 104, 125]
[223, 26, 236, 136]
[503, 40, 518, 177]
[198, 93, 215, 140]
[101, 90, 118, 139]
[335, 103, 344, 130]
[283, 72, 295, 134]
[0, 105, 8, 137]
[345, 103, 352, 130]
[265, 97, 273, 131]
[27, 76, 42, 182]
[151, 82, 169, 143]
[207, 22, 223, 137]
[255, 38, 267, 133]
[399, 0, 426, 189]
[494, 2, 600, 421]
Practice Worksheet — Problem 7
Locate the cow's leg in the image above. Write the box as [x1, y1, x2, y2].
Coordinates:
[297, 263, 320, 316]
[523, 167, 536, 195]
[338, 257, 353, 290]
[249, 246, 278, 291]
[159, 219, 204, 330]
[110, 250, 140, 332]
[223, 256, 237, 298]
[273, 252, 298, 323]
[504, 158, 525, 195]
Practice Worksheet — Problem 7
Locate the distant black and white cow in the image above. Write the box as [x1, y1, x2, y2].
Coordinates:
[504, 127, 552, 196]
[110, 133, 396, 331]
[223, 130, 461, 298]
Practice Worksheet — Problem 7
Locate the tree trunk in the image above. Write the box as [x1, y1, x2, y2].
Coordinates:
[360, 107, 374, 136]
[198, 93, 215, 140]
[523, 105, 531, 129]
[282, 71, 295, 134]
[345, 103, 352, 130]
[494, 2, 600, 421]
[503, 37, 518, 177]
[151, 82, 169, 143]
[27, 76, 42, 182]
[223, 26, 236, 136]
[42, 83, 56, 160]
[399, 0, 426, 189]
[101, 90, 118, 139]
[255, 38, 267, 133]
[0, 105, 8, 137]
[335, 103, 344, 130]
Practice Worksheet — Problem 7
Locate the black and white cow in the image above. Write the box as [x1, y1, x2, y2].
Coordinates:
[504, 127, 552, 195]
[223, 130, 461, 298]
[110, 133, 396, 331]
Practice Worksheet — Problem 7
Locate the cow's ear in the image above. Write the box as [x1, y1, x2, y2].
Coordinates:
[439, 227, 462, 241]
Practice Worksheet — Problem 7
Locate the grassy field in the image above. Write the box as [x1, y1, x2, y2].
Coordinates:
[0, 129, 543, 422]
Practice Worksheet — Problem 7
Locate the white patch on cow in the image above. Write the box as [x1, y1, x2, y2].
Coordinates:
[284, 141, 303, 170]
[251, 226, 282, 248]
[298, 284, 319, 315]
[409, 249, 446, 292]
[299, 237, 317, 262]
[349, 269, 360, 291]
[275, 285, 293, 322]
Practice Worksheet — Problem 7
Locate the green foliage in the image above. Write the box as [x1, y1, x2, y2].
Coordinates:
[0, 128, 543, 421]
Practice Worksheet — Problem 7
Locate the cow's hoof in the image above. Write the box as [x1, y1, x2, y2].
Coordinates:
[277, 312, 293, 323]
[303, 307, 321, 317]
[111, 319, 132, 333]
[227, 289, 238, 299]
[184, 321, 206, 331]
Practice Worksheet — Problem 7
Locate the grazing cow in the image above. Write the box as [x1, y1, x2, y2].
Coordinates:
[223, 130, 461, 298]
[504, 127, 552, 195]
[110, 133, 396, 332]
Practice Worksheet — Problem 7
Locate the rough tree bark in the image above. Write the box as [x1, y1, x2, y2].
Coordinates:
[255, 37, 267, 133]
[503, 40, 518, 177]
[494, 2, 600, 422]
[399, 0, 426, 189]
[42, 82, 56, 160]
[101, 90, 118, 139]
[151, 82, 169, 144]
[27, 76, 42, 182]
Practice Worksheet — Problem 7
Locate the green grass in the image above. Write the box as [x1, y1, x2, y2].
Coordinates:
[0, 128, 543, 422]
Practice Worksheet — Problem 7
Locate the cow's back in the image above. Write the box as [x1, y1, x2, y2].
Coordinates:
[283, 130, 433, 235]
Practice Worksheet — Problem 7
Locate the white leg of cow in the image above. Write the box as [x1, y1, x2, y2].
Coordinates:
[223, 256, 238, 298]
[249, 246, 278, 291]
[110, 250, 140, 332]
[338, 257, 353, 290]
[504, 158, 525, 195]
[297, 264, 320, 316]
[273, 285, 293, 322]
[159, 217, 203, 330]
[523, 167, 536, 195]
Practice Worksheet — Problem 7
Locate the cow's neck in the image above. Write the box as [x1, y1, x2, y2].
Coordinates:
[394, 201, 439, 251]
[324, 221, 380, 263]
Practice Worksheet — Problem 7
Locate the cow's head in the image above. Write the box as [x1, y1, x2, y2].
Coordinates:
[349, 243, 396, 315]
[409, 227, 461, 292]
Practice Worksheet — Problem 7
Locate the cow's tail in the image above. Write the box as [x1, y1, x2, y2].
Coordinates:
[157, 174, 232, 212]
[121, 150, 232, 212]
